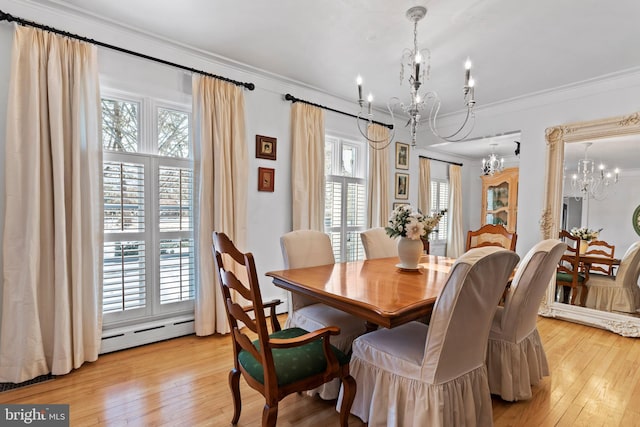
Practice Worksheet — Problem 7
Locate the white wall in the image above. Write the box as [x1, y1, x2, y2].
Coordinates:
[423, 70, 640, 257]
[1, 0, 639, 321]
[582, 171, 640, 255]
[0, 0, 415, 310]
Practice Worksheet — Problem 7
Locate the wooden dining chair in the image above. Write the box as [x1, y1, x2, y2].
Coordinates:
[556, 230, 588, 305]
[466, 224, 517, 251]
[212, 232, 356, 427]
[584, 240, 616, 275]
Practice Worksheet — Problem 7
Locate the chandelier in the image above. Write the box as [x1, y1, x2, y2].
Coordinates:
[481, 144, 504, 176]
[355, 6, 477, 149]
[570, 142, 619, 200]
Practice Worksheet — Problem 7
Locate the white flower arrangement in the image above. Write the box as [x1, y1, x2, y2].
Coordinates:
[570, 226, 602, 242]
[385, 205, 445, 241]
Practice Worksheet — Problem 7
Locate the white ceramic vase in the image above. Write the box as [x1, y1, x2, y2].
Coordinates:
[397, 236, 423, 269]
[579, 240, 589, 254]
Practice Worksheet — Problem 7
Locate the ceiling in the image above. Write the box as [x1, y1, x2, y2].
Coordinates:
[25, 0, 640, 160]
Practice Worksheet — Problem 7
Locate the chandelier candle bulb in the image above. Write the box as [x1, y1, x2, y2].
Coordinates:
[356, 75, 363, 103]
[367, 93, 373, 115]
[465, 57, 472, 86]
[415, 52, 422, 81]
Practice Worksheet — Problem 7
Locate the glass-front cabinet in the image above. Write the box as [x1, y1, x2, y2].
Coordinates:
[481, 167, 518, 233]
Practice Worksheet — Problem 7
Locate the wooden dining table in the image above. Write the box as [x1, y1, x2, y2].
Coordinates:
[579, 253, 621, 275]
[265, 254, 456, 329]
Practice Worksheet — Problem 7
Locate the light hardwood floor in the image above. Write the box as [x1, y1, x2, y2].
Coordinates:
[1, 316, 640, 426]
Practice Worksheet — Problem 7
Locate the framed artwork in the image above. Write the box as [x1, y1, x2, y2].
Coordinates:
[395, 173, 409, 199]
[258, 167, 275, 192]
[393, 202, 409, 210]
[256, 135, 277, 160]
[395, 142, 409, 169]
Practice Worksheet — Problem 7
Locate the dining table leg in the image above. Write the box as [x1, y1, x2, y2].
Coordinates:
[365, 321, 378, 333]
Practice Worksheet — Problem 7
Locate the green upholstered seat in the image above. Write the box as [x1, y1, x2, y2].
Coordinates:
[238, 327, 350, 387]
[556, 272, 586, 282]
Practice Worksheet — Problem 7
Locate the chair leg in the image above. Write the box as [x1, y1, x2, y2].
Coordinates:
[262, 403, 278, 427]
[570, 286, 578, 305]
[580, 284, 588, 306]
[229, 369, 241, 425]
[338, 374, 357, 427]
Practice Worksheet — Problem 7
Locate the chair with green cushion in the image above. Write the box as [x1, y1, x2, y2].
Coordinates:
[212, 232, 356, 427]
[556, 230, 588, 305]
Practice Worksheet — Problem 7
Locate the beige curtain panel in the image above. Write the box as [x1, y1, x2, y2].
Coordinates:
[291, 103, 325, 231]
[0, 26, 103, 383]
[367, 124, 390, 228]
[447, 164, 465, 258]
[192, 75, 248, 336]
[418, 157, 431, 215]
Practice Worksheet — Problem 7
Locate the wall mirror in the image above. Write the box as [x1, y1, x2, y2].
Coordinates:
[540, 112, 640, 336]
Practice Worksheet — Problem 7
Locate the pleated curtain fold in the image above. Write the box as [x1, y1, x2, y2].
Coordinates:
[447, 164, 465, 257]
[192, 75, 248, 336]
[291, 103, 325, 231]
[418, 157, 431, 215]
[0, 26, 103, 383]
[367, 124, 390, 228]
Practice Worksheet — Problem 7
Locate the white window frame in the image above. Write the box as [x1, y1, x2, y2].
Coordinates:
[430, 178, 449, 244]
[101, 89, 194, 327]
[324, 135, 368, 262]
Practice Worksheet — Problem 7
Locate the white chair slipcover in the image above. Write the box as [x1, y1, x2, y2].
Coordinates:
[360, 227, 398, 259]
[280, 230, 367, 399]
[584, 242, 640, 313]
[486, 239, 566, 401]
[340, 247, 519, 426]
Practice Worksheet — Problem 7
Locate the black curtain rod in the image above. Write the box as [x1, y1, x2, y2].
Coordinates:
[419, 155, 463, 167]
[0, 10, 255, 91]
[284, 93, 393, 130]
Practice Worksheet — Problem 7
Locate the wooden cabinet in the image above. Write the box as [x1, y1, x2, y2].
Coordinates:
[481, 167, 518, 233]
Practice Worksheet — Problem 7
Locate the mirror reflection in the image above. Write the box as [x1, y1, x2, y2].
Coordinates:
[559, 135, 640, 317]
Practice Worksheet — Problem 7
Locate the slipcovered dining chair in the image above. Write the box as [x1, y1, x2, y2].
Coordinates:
[360, 227, 397, 259]
[556, 230, 588, 305]
[212, 232, 356, 427]
[486, 239, 567, 401]
[340, 247, 519, 426]
[584, 242, 640, 313]
[281, 230, 367, 399]
[584, 239, 616, 275]
[466, 224, 518, 251]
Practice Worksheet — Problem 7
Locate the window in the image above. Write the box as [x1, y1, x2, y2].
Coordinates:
[324, 135, 367, 261]
[102, 94, 194, 325]
[430, 179, 449, 242]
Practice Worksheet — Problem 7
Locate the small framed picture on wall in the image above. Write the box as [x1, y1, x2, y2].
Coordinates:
[395, 142, 409, 169]
[258, 167, 275, 192]
[393, 202, 409, 210]
[256, 135, 277, 160]
[395, 173, 409, 199]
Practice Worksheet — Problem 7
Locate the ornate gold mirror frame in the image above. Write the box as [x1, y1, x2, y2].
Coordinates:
[539, 111, 640, 337]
